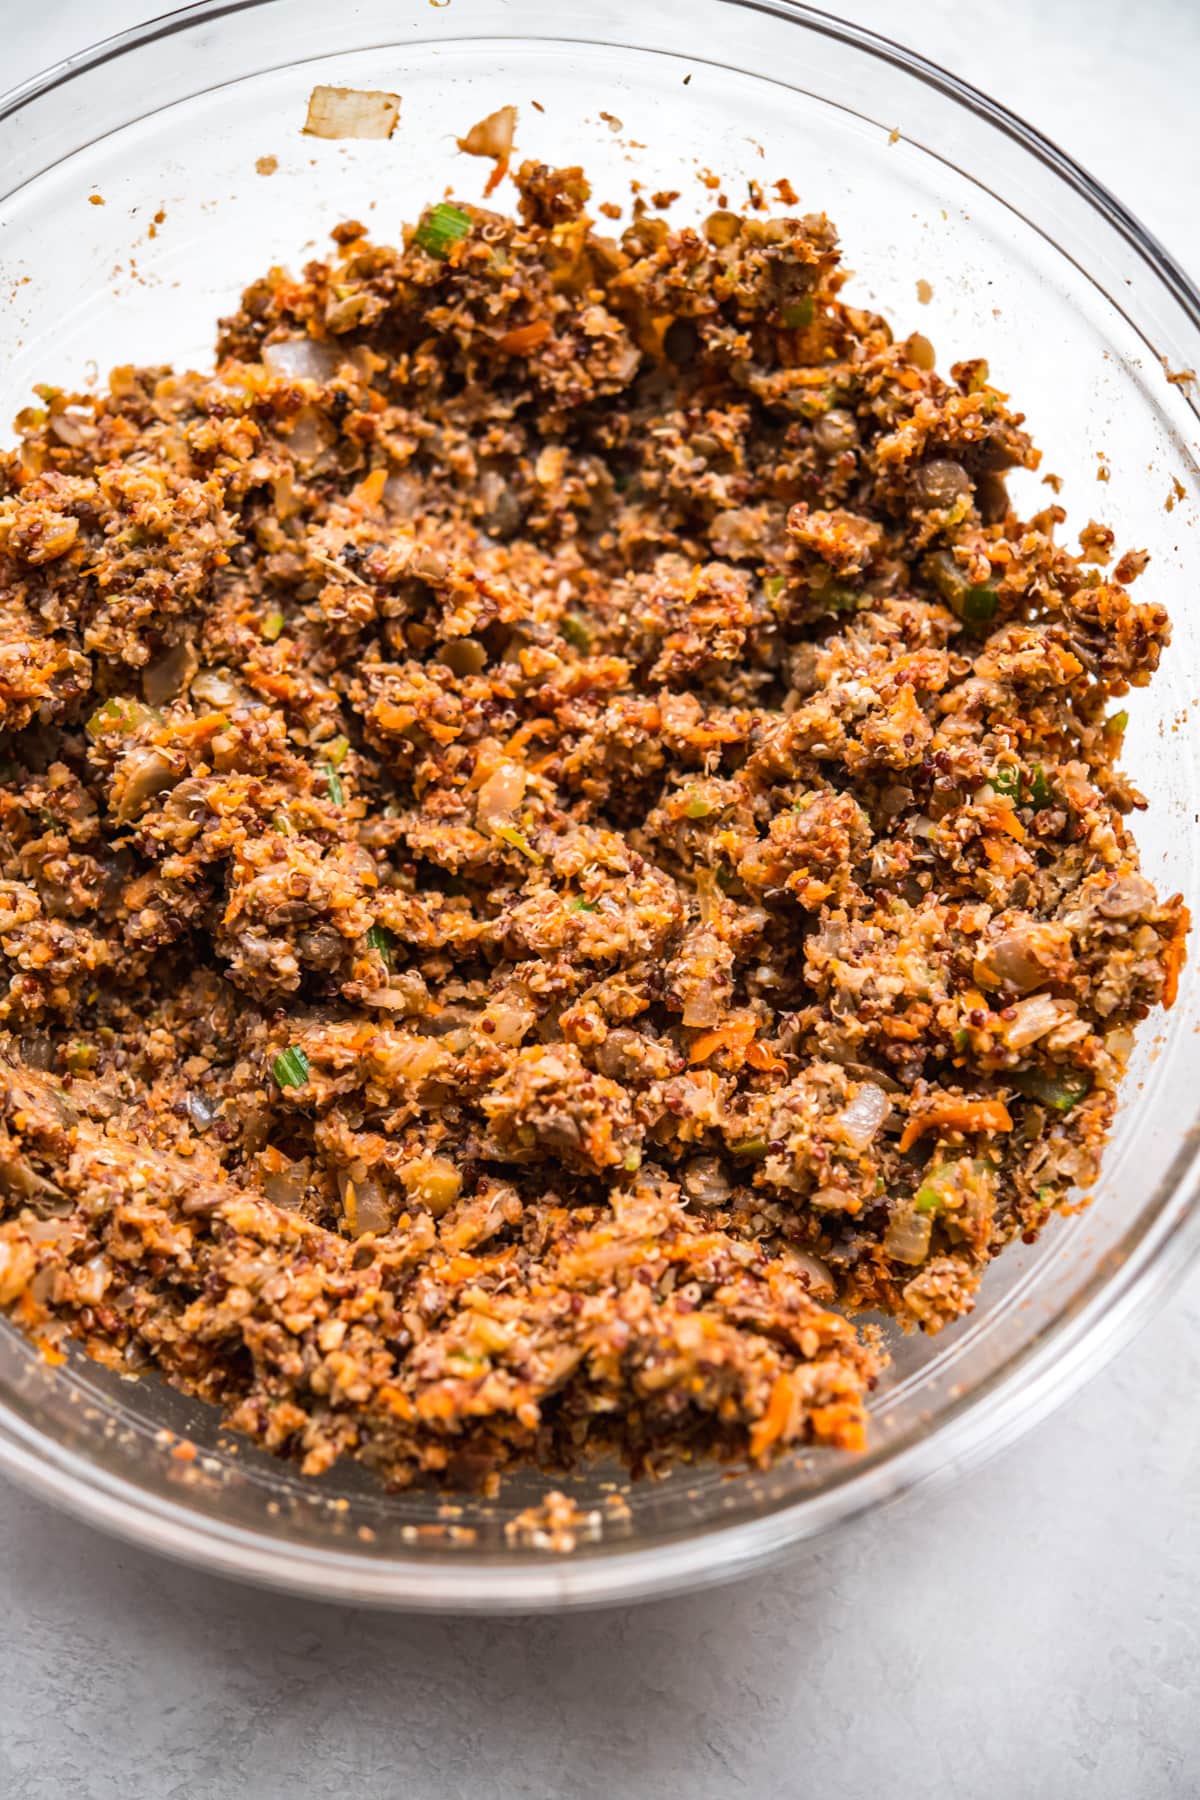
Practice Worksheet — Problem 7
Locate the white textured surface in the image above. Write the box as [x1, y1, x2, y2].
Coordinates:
[2, 5, 1199, 1795]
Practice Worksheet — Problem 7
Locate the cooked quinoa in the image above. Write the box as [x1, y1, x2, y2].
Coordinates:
[0, 163, 1185, 1490]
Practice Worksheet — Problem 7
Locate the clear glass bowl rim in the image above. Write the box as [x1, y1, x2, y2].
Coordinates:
[0, 0, 1198, 1612]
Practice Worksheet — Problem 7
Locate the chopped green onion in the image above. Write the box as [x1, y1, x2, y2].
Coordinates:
[323, 764, 345, 806]
[990, 765, 1021, 802]
[366, 923, 393, 967]
[65, 1042, 98, 1073]
[262, 610, 285, 642]
[492, 822, 543, 863]
[809, 567, 860, 613]
[914, 1163, 956, 1213]
[1104, 710, 1129, 737]
[782, 296, 815, 329]
[763, 573, 787, 600]
[959, 583, 998, 625]
[952, 1027, 969, 1052]
[684, 793, 713, 820]
[623, 1148, 642, 1172]
[924, 550, 998, 627]
[561, 611, 592, 651]
[1028, 765, 1053, 808]
[570, 897, 597, 912]
[325, 734, 350, 768]
[85, 696, 159, 740]
[414, 201, 472, 259]
[272, 1046, 310, 1089]
[1013, 1068, 1090, 1114]
[730, 1135, 768, 1160]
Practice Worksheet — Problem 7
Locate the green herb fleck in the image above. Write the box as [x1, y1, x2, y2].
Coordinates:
[325, 734, 350, 768]
[684, 792, 713, 820]
[730, 1135, 768, 1160]
[85, 696, 159, 740]
[782, 296, 815, 329]
[990, 765, 1021, 802]
[959, 582, 998, 625]
[561, 611, 592, 652]
[323, 764, 345, 806]
[366, 923, 393, 967]
[1028, 765, 1053, 808]
[272, 1046, 310, 1090]
[493, 822, 544, 864]
[262, 609, 285, 642]
[1013, 1068, 1090, 1113]
[570, 897, 597, 912]
[763, 573, 787, 600]
[414, 201, 472, 259]
[924, 549, 997, 627]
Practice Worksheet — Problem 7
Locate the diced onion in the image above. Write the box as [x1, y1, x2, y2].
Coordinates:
[457, 105, 517, 161]
[476, 760, 526, 828]
[789, 1250, 835, 1296]
[1002, 994, 1075, 1051]
[303, 85, 401, 141]
[263, 1159, 309, 1211]
[338, 1168, 392, 1237]
[262, 337, 339, 381]
[834, 1082, 891, 1151]
[884, 1204, 932, 1266]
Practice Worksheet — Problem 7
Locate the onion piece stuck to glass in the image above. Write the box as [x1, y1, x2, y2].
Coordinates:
[303, 85, 401, 141]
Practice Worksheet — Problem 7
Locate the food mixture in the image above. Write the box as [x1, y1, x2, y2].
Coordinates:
[0, 158, 1186, 1491]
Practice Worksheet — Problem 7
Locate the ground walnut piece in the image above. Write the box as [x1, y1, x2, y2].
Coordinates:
[0, 163, 1186, 1492]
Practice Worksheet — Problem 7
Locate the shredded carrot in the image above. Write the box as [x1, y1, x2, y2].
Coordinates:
[810, 1401, 867, 1452]
[898, 1097, 1013, 1154]
[352, 465, 388, 510]
[1162, 902, 1190, 1008]
[990, 802, 1027, 841]
[497, 319, 551, 355]
[745, 1041, 787, 1073]
[248, 668, 300, 702]
[483, 155, 510, 198]
[981, 834, 1026, 874]
[689, 1016, 757, 1064]
[373, 700, 415, 734]
[504, 717, 557, 759]
[749, 1371, 796, 1460]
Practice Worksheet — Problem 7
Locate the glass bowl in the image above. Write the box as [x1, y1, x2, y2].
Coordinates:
[1, 0, 1198, 1613]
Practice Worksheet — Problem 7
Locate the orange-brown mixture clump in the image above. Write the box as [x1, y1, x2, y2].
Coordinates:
[0, 162, 1185, 1489]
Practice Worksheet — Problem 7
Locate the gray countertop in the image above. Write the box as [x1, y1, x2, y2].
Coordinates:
[2, 4, 1199, 1796]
